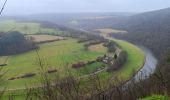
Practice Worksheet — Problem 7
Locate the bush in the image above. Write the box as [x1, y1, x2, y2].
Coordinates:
[87, 61, 96, 65]
[47, 69, 57, 74]
[72, 62, 86, 69]
[8, 77, 16, 80]
[107, 51, 128, 71]
[104, 41, 116, 53]
[0, 64, 7, 67]
[20, 73, 36, 78]
[84, 40, 104, 48]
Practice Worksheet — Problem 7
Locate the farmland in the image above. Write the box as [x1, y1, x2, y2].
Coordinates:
[0, 20, 145, 100]
[1, 36, 145, 99]
[88, 43, 107, 53]
[0, 38, 107, 89]
[0, 20, 64, 35]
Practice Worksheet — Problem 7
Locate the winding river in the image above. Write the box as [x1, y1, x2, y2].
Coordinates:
[80, 29, 158, 81]
[133, 46, 158, 81]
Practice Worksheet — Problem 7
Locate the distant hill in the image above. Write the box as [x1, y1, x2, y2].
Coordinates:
[2, 13, 133, 30]
[113, 8, 170, 57]
[4, 10, 170, 57]
[125, 8, 170, 33]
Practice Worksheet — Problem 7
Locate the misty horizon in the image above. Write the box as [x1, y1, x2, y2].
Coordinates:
[0, 0, 170, 16]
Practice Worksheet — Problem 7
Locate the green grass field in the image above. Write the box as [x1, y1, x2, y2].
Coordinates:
[0, 20, 145, 99]
[139, 95, 169, 100]
[1, 38, 106, 89]
[1, 36, 145, 98]
[0, 20, 64, 35]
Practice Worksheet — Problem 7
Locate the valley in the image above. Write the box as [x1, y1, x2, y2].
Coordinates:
[0, 20, 145, 99]
[0, 0, 170, 99]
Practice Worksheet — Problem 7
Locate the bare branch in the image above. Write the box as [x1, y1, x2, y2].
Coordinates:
[0, 0, 8, 15]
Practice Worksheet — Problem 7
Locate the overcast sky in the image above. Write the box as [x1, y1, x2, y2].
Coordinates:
[1, 0, 170, 15]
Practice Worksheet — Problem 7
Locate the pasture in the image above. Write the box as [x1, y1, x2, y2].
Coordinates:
[1, 37, 145, 99]
[0, 38, 106, 89]
[0, 20, 145, 100]
[88, 43, 107, 53]
[0, 20, 64, 35]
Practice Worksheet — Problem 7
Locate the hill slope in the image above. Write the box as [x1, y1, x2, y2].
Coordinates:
[113, 8, 170, 57]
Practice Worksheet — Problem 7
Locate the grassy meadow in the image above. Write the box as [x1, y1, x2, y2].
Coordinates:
[0, 20, 145, 100]
[0, 20, 64, 35]
[88, 43, 107, 53]
[1, 38, 106, 89]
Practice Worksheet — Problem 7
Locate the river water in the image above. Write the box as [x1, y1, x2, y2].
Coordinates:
[133, 46, 158, 81]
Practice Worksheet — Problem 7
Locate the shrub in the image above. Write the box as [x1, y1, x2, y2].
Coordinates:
[47, 69, 57, 74]
[105, 41, 116, 53]
[8, 77, 16, 80]
[72, 62, 86, 69]
[87, 61, 96, 65]
[0, 64, 7, 67]
[107, 51, 127, 71]
[20, 73, 36, 78]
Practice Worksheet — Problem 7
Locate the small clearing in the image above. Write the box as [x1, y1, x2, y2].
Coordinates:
[88, 43, 107, 53]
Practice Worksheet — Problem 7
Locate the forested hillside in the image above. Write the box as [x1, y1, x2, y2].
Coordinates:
[112, 8, 170, 57]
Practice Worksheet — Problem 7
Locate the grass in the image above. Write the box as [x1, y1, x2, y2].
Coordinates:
[1, 38, 106, 89]
[88, 43, 107, 53]
[0, 20, 145, 99]
[96, 37, 145, 84]
[0, 20, 64, 35]
[0, 37, 145, 99]
[113, 39, 145, 79]
[139, 95, 169, 100]
[78, 62, 105, 75]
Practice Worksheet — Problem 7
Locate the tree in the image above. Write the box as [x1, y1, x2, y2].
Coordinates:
[0, 31, 38, 56]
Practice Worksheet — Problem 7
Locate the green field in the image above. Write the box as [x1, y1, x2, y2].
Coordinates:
[139, 95, 169, 100]
[96, 37, 145, 84]
[0, 20, 145, 99]
[0, 20, 64, 35]
[1, 37, 145, 99]
[1, 38, 106, 89]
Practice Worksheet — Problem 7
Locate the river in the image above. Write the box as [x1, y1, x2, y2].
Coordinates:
[133, 46, 158, 81]
[80, 29, 158, 81]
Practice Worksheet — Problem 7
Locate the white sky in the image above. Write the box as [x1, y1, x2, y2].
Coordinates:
[1, 0, 170, 15]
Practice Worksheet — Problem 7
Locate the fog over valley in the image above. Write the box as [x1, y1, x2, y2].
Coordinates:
[1, 0, 170, 15]
[0, 0, 170, 100]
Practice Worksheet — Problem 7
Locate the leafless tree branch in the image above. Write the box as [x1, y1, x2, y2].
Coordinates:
[0, 0, 8, 15]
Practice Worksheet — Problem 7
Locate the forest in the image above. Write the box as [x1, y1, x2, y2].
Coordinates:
[0, 31, 37, 56]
